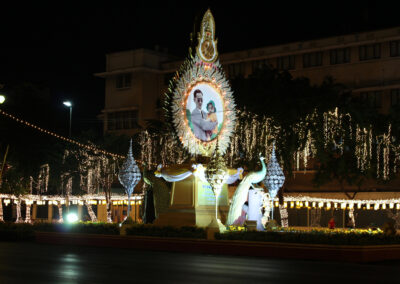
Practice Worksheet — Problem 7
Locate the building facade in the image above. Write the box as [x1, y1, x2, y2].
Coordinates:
[96, 27, 400, 136]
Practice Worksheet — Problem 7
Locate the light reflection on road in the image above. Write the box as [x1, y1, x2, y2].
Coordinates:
[0, 242, 400, 283]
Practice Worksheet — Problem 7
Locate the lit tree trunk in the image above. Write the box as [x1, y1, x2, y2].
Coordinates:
[279, 205, 289, 227]
[25, 203, 31, 223]
[104, 176, 113, 223]
[348, 208, 356, 228]
[15, 200, 22, 223]
[58, 204, 63, 223]
[0, 199, 3, 222]
[126, 195, 131, 221]
[86, 202, 97, 222]
[106, 202, 112, 223]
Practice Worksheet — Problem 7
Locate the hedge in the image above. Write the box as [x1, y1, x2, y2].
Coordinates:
[215, 230, 400, 245]
[32, 222, 120, 235]
[125, 224, 206, 239]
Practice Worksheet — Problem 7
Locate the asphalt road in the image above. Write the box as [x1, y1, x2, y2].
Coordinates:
[0, 242, 399, 284]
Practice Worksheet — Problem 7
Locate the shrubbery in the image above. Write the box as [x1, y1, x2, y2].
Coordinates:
[0, 222, 35, 241]
[125, 224, 206, 239]
[215, 230, 400, 245]
[32, 222, 120, 235]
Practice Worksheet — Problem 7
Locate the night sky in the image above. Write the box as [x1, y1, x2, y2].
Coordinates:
[0, 1, 399, 135]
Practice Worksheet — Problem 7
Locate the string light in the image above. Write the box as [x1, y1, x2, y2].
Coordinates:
[0, 109, 124, 159]
[0, 108, 159, 166]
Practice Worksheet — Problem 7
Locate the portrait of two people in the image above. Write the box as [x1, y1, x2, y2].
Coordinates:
[189, 88, 220, 141]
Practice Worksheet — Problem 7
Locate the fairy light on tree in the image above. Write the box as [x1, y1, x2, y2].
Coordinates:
[118, 140, 141, 224]
[0, 199, 3, 222]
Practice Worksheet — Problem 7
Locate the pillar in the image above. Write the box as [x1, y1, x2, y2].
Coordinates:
[78, 205, 83, 220]
[97, 203, 107, 222]
[47, 204, 53, 222]
[32, 203, 37, 221]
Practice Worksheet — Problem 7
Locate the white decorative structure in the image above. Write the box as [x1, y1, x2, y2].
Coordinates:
[227, 156, 266, 225]
[263, 144, 285, 220]
[118, 140, 141, 223]
[155, 163, 243, 184]
[248, 188, 264, 230]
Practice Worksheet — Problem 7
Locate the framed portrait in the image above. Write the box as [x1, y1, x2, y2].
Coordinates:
[186, 83, 224, 142]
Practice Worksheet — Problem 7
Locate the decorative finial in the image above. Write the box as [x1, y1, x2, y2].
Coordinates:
[196, 9, 218, 63]
[263, 142, 285, 219]
[118, 139, 141, 223]
[205, 142, 228, 219]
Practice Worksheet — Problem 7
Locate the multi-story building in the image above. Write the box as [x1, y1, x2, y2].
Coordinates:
[95, 26, 400, 136]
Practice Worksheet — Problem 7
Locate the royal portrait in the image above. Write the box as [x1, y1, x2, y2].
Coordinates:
[186, 83, 224, 142]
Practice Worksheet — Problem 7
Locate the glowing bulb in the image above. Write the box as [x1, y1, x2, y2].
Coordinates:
[66, 213, 78, 223]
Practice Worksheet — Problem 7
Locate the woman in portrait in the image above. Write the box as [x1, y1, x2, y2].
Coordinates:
[205, 100, 218, 140]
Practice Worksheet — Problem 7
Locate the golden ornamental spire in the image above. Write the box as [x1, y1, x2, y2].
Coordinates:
[196, 9, 218, 63]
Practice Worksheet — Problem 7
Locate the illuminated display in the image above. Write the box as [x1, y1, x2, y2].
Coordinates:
[170, 9, 236, 156]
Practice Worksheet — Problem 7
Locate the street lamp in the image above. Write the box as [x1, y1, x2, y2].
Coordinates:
[63, 101, 72, 137]
[0, 95, 5, 104]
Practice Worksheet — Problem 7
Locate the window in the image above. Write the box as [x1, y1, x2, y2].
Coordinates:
[360, 91, 382, 108]
[303, 52, 323, 68]
[277, 55, 295, 70]
[359, 44, 381, 61]
[330, 48, 350, 65]
[227, 63, 245, 78]
[251, 59, 268, 72]
[390, 41, 400, 57]
[391, 89, 400, 106]
[107, 110, 138, 130]
[116, 73, 131, 89]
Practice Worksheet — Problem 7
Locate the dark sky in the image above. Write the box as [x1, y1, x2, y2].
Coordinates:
[0, 1, 399, 134]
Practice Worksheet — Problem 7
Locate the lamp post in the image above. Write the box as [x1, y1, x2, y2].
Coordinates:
[63, 101, 72, 137]
[0, 95, 5, 104]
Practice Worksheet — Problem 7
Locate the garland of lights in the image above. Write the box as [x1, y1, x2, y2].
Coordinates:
[0, 109, 124, 159]
[0, 193, 143, 204]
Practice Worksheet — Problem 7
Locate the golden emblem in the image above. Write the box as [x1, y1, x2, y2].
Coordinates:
[196, 9, 218, 63]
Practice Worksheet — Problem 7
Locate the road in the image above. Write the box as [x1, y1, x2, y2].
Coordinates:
[0, 242, 399, 283]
